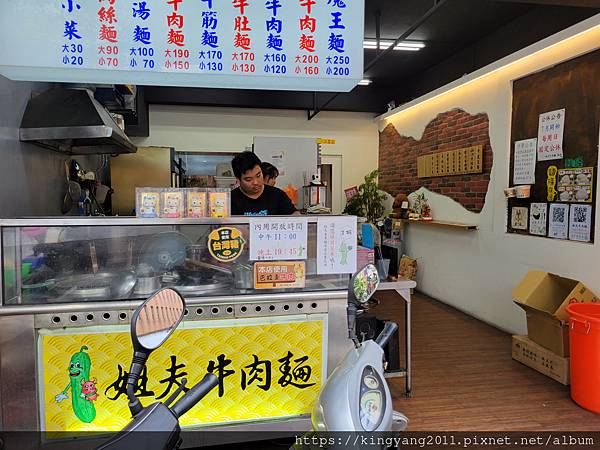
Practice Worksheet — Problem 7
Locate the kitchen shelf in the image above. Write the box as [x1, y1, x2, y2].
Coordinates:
[403, 219, 478, 230]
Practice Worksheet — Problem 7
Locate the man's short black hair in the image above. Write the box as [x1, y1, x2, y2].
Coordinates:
[232, 151, 262, 179]
[261, 162, 279, 180]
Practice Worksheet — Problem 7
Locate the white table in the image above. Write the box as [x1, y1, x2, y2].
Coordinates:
[377, 279, 416, 397]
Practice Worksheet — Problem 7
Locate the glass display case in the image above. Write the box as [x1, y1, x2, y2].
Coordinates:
[1, 217, 348, 306]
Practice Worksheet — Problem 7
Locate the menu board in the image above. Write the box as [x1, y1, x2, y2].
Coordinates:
[0, 0, 364, 92]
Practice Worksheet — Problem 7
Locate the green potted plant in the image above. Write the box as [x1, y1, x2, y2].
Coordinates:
[343, 169, 387, 224]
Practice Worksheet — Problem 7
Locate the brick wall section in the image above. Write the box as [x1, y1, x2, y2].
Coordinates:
[379, 109, 493, 212]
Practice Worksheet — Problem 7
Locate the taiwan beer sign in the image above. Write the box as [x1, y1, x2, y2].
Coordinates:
[0, 0, 364, 92]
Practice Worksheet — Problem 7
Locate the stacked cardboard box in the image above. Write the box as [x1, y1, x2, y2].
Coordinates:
[512, 270, 599, 385]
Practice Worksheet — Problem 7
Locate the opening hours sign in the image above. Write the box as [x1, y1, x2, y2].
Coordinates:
[0, 0, 364, 92]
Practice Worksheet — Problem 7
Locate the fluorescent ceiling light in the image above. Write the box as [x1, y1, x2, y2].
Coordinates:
[363, 40, 425, 51]
[358, 79, 372, 85]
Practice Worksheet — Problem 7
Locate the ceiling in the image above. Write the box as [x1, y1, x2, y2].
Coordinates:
[128, 0, 600, 132]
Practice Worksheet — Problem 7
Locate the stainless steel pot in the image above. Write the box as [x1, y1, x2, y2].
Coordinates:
[54, 271, 137, 300]
[133, 276, 161, 296]
[232, 264, 254, 290]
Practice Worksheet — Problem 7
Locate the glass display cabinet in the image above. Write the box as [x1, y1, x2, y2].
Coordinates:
[0, 217, 353, 442]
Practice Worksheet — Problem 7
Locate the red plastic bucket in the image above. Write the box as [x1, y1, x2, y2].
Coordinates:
[566, 303, 600, 413]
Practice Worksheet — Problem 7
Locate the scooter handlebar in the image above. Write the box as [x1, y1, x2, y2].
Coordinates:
[171, 373, 219, 419]
[375, 321, 398, 348]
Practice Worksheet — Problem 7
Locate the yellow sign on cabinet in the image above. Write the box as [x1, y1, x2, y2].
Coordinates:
[40, 317, 325, 432]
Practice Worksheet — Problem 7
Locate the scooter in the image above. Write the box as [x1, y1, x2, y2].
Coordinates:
[294, 264, 408, 449]
[96, 287, 218, 450]
[98, 265, 406, 450]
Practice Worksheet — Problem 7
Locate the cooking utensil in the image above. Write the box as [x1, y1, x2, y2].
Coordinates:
[175, 281, 230, 296]
[54, 271, 137, 300]
[139, 232, 191, 272]
[61, 161, 73, 214]
[133, 276, 162, 296]
[183, 257, 233, 275]
[232, 263, 254, 290]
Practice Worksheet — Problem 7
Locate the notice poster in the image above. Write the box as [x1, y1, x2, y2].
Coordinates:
[249, 217, 308, 261]
[511, 207, 528, 230]
[254, 261, 306, 289]
[537, 109, 565, 161]
[569, 204, 592, 242]
[271, 150, 286, 177]
[513, 138, 537, 185]
[548, 203, 568, 239]
[557, 167, 593, 203]
[529, 203, 548, 236]
[317, 216, 357, 274]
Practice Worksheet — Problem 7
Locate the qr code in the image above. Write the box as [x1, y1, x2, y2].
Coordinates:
[552, 207, 565, 223]
[573, 206, 587, 223]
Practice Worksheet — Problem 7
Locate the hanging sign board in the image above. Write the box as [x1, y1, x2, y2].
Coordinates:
[0, 0, 364, 92]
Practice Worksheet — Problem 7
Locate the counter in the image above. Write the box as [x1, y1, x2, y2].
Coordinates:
[0, 217, 354, 446]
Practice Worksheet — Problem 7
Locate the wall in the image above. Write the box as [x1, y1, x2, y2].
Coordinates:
[133, 105, 379, 205]
[379, 109, 493, 213]
[0, 76, 100, 217]
[378, 15, 600, 334]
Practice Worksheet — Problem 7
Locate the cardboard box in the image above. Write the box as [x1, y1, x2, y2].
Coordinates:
[512, 335, 569, 385]
[512, 270, 599, 356]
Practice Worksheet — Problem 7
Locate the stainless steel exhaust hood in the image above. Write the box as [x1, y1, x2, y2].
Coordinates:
[19, 88, 137, 155]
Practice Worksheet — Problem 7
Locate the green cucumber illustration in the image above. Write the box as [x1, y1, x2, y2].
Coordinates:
[55, 345, 97, 423]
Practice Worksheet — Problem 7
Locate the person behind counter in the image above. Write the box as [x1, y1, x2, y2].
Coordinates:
[260, 162, 279, 186]
[231, 151, 300, 216]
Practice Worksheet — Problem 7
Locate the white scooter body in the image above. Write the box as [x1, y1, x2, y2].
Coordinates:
[311, 340, 393, 432]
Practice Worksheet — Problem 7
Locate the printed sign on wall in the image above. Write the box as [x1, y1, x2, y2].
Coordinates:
[537, 109, 565, 161]
[0, 0, 364, 91]
[529, 203, 548, 236]
[569, 204, 592, 242]
[548, 203, 569, 239]
[513, 138, 537, 185]
[511, 207, 529, 231]
[557, 167, 593, 203]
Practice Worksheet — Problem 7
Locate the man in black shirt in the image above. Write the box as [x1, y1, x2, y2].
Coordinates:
[230, 152, 300, 216]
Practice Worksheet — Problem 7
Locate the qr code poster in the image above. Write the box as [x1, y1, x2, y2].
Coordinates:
[548, 203, 569, 239]
[569, 204, 592, 242]
[529, 203, 547, 236]
[511, 207, 529, 230]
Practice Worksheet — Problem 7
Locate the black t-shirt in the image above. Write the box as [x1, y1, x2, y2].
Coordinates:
[231, 185, 297, 216]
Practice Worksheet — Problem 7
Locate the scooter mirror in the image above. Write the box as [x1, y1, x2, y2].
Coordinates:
[131, 288, 185, 352]
[352, 264, 380, 304]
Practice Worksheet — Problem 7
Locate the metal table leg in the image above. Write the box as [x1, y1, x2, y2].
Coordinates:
[378, 281, 415, 397]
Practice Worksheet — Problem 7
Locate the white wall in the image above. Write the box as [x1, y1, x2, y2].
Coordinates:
[133, 105, 379, 207]
[378, 16, 600, 334]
